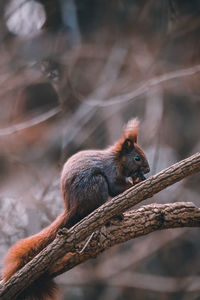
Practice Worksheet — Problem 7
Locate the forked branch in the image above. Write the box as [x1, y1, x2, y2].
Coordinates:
[50, 201, 200, 277]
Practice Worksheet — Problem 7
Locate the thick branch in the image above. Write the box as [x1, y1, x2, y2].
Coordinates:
[50, 202, 200, 277]
[0, 152, 200, 299]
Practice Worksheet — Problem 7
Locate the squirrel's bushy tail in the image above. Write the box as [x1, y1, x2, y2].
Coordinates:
[2, 212, 68, 300]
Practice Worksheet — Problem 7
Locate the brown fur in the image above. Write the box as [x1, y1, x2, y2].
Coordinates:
[2, 118, 149, 300]
[2, 212, 68, 300]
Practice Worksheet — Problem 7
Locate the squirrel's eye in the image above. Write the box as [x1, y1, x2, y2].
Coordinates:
[134, 155, 140, 162]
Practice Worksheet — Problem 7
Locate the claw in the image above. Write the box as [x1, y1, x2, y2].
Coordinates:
[126, 177, 134, 185]
[138, 172, 146, 181]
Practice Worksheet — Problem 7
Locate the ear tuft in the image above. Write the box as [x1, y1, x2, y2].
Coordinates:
[122, 138, 134, 153]
[122, 118, 139, 143]
[113, 118, 139, 155]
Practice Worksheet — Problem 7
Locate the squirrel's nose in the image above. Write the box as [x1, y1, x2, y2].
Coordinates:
[143, 164, 150, 174]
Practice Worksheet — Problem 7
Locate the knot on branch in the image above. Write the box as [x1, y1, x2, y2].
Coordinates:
[57, 228, 69, 237]
[155, 211, 166, 228]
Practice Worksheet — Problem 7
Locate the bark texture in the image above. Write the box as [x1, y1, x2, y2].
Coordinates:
[50, 202, 200, 277]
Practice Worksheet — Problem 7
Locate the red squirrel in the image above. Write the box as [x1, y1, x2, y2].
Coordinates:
[2, 118, 150, 300]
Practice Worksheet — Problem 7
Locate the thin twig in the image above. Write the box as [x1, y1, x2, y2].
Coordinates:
[83, 64, 200, 107]
[78, 232, 95, 254]
[0, 107, 61, 136]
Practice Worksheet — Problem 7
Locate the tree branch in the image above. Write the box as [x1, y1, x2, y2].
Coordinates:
[61, 270, 200, 293]
[84, 64, 200, 107]
[0, 152, 200, 299]
[49, 202, 200, 277]
[0, 107, 61, 136]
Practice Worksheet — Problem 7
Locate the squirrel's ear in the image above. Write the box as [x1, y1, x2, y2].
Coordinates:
[122, 138, 134, 153]
[122, 118, 139, 143]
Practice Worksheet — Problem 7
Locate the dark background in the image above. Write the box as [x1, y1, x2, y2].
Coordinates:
[0, 1, 200, 299]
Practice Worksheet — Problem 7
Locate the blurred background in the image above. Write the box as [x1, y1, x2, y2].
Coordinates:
[0, 0, 200, 299]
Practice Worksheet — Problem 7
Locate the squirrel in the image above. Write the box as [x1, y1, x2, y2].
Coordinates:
[2, 118, 150, 300]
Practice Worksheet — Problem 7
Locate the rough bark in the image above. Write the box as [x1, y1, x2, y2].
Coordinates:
[49, 202, 200, 277]
[0, 152, 200, 300]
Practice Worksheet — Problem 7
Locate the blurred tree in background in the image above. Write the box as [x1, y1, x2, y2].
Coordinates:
[0, 0, 200, 299]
